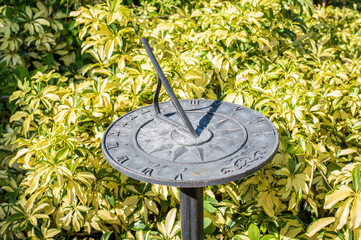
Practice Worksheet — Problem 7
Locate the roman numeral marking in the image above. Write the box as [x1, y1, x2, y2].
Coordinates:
[234, 106, 245, 111]
[253, 129, 275, 136]
[107, 142, 119, 150]
[254, 117, 266, 123]
[115, 155, 129, 164]
[142, 168, 153, 176]
[108, 131, 125, 137]
[174, 173, 183, 180]
[247, 117, 266, 125]
[128, 114, 138, 120]
[115, 122, 128, 127]
[231, 106, 245, 116]
[264, 129, 275, 135]
[189, 100, 199, 105]
[141, 109, 150, 115]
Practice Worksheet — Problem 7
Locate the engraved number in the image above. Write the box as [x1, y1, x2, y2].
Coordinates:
[234, 106, 245, 111]
[253, 129, 276, 136]
[221, 167, 234, 174]
[253, 117, 266, 123]
[247, 117, 266, 125]
[263, 129, 275, 136]
[142, 168, 153, 176]
[141, 109, 150, 115]
[128, 114, 138, 120]
[107, 142, 119, 150]
[231, 106, 245, 116]
[189, 100, 199, 105]
[234, 157, 248, 169]
[115, 122, 128, 127]
[116, 155, 129, 164]
[175, 168, 187, 180]
[108, 131, 124, 137]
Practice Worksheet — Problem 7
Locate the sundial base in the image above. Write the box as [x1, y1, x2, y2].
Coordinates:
[102, 39, 279, 240]
[180, 188, 204, 240]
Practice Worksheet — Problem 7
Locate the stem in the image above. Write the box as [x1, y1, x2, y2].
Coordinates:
[315, 164, 332, 190]
[0, 95, 10, 101]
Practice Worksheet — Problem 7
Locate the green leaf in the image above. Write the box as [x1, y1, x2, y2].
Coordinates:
[204, 203, 215, 214]
[55, 147, 69, 161]
[353, 165, 361, 191]
[6, 213, 24, 222]
[248, 224, 260, 240]
[204, 195, 218, 205]
[324, 186, 353, 209]
[260, 235, 277, 240]
[132, 222, 148, 231]
[204, 217, 216, 234]
[288, 158, 296, 174]
[107, 195, 115, 207]
[7, 100, 17, 114]
[352, 121, 361, 130]
[15, 65, 30, 80]
[306, 217, 335, 237]
[101, 231, 113, 240]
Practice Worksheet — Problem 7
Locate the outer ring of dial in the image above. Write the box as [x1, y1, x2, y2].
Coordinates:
[101, 99, 279, 188]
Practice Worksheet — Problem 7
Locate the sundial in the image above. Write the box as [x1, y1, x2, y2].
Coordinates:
[102, 39, 279, 239]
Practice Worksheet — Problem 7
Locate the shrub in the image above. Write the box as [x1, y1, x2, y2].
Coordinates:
[1, 0, 361, 239]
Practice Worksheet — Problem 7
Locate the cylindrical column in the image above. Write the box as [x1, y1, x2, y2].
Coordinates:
[179, 187, 203, 240]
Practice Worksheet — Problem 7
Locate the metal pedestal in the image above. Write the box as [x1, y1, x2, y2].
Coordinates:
[180, 188, 203, 240]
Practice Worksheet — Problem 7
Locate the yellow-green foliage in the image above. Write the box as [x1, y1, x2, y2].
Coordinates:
[1, 0, 361, 239]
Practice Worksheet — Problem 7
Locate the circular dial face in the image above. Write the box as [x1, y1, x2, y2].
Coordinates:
[102, 99, 279, 187]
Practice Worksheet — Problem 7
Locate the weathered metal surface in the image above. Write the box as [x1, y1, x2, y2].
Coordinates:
[180, 188, 204, 239]
[101, 99, 279, 188]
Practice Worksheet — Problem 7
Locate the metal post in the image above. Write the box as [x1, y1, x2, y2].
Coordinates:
[179, 187, 203, 240]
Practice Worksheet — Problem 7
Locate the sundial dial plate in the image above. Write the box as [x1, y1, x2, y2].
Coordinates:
[102, 99, 279, 187]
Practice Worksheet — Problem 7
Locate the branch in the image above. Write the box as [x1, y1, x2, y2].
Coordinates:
[0, 95, 10, 101]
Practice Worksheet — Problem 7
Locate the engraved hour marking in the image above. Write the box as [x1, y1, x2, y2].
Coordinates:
[235, 106, 245, 111]
[128, 114, 138, 121]
[189, 100, 199, 105]
[175, 168, 188, 180]
[234, 157, 247, 169]
[116, 155, 129, 164]
[247, 116, 266, 125]
[254, 117, 266, 123]
[141, 109, 150, 115]
[107, 142, 119, 150]
[142, 168, 153, 176]
[108, 131, 125, 137]
[253, 129, 275, 136]
[264, 129, 275, 135]
[221, 167, 234, 174]
[115, 122, 128, 127]
[232, 106, 245, 114]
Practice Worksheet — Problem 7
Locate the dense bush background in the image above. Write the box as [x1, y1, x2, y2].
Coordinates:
[1, 0, 361, 239]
